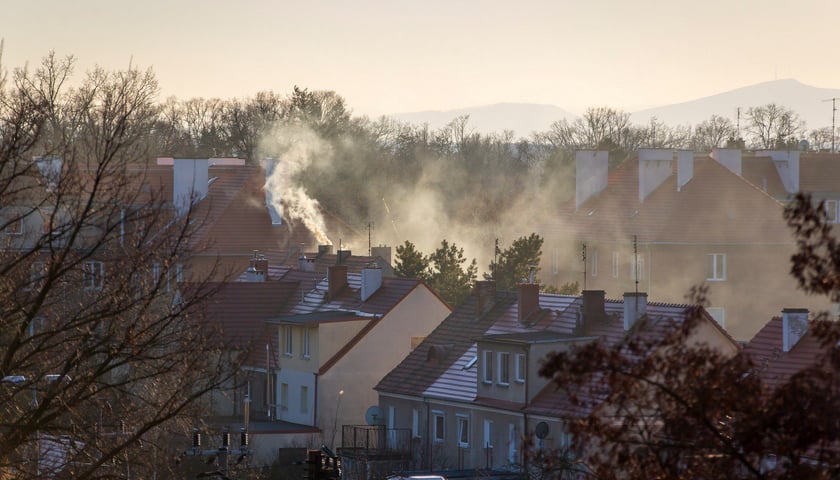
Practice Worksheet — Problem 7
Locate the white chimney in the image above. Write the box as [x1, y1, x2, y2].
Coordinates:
[299, 255, 316, 272]
[711, 148, 742, 176]
[638, 149, 673, 202]
[758, 150, 800, 194]
[676, 150, 694, 191]
[782, 308, 808, 352]
[173, 159, 210, 216]
[575, 150, 608, 210]
[623, 292, 647, 330]
[263, 157, 283, 225]
[34, 156, 63, 190]
[361, 266, 383, 302]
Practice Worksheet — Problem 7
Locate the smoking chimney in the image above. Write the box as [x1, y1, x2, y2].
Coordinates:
[263, 157, 283, 225]
[782, 308, 808, 352]
[575, 150, 608, 210]
[318, 245, 334, 258]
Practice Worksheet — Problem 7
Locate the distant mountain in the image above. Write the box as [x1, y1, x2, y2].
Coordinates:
[389, 79, 840, 138]
[631, 79, 840, 131]
[391, 103, 577, 138]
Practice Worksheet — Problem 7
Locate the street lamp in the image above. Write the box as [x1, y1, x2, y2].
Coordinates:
[330, 389, 344, 449]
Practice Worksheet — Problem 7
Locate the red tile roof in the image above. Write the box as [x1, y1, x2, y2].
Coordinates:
[742, 316, 829, 390]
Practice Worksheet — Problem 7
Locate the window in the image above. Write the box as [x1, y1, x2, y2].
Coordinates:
[175, 263, 184, 283]
[83, 261, 104, 290]
[483, 419, 494, 448]
[29, 262, 46, 290]
[283, 326, 293, 356]
[300, 386, 309, 414]
[826, 199, 839, 223]
[280, 383, 289, 410]
[498, 352, 510, 385]
[301, 328, 310, 359]
[707, 307, 725, 327]
[151, 262, 161, 283]
[630, 256, 644, 282]
[611, 251, 620, 278]
[590, 249, 598, 277]
[5, 217, 22, 235]
[412, 408, 421, 438]
[433, 411, 445, 442]
[457, 415, 470, 447]
[515, 353, 526, 383]
[706, 254, 726, 281]
[482, 350, 493, 383]
[551, 249, 559, 275]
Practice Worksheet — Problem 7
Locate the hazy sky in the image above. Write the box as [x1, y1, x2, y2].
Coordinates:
[3, 0, 840, 117]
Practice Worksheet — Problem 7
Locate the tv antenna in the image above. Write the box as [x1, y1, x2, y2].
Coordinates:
[581, 243, 587, 290]
[823, 98, 837, 153]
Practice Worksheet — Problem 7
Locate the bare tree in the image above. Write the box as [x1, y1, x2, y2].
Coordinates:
[692, 114, 736, 151]
[745, 103, 806, 149]
[0, 52, 234, 479]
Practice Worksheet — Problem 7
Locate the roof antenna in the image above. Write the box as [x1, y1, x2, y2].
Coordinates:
[581, 243, 587, 291]
[823, 98, 837, 153]
[367, 222, 373, 256]
[633, 235, 639, 296]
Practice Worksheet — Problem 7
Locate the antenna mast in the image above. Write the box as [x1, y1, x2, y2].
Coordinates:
[493, 238, 499, 281]
[581, 243, 587, 291]
[736, 107, 741, 139]
[633, 235, 639, 295]
[823, 98, 837, 153]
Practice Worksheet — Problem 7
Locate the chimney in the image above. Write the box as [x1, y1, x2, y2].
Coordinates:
[575, 150, 608, 210]
[371, 245, 392, 266]
[336, 249, 352, 264]
[244, 251, 267, 282]
[782, 308, 808, 352]
[518, 282, 541, 324]
[299, 254, 316, 272]
[34, 156, 63, 190]
[474, 281, 496, 319]
[759, 150, 800, 194]
[623, 292, 647, 330]
[579, 290, 606, 330]
[676, 150, 694, 191]
[318, 244, 333, 257]
[361, 265, 383, 301]
[638, 149, 673, 202]
[327, 265, 348, 299]
[711, 148, 742, 176]
[263, 157, 283, 225]
[173, 158, 210, 216]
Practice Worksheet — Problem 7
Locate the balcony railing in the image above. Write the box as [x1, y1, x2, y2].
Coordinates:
[340, 425, 412, 457]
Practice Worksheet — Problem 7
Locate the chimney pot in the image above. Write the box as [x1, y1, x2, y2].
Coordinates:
[327, 265, 348, 300]
[579, 290, 606, 331]
[518, 282, 541, 324]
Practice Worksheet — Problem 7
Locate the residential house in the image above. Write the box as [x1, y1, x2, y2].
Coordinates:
[372, 281, 736, 473]
[538, 149, 831, 340]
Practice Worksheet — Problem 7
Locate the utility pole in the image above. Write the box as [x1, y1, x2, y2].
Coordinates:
[823, 98, 837, 153]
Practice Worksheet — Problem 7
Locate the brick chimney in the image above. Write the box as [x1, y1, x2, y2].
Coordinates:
[518, 282, 540, 324]
[579, 290, 606, 331]
[782, 308, 808, 352]
[244, 252, 268, 282]
[361, 265, 383, 302]
[575, 150, 608, 210]
[327, 265, 348, 299]
[318, 245, 333, 257]
[623, 292, 648, 330]
[638, 149, 673, 202]
[475, 281, 496, 319]
[337, 249, 352, 264]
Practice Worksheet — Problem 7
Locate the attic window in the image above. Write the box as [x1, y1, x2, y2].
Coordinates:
[463, 355, 478, 370]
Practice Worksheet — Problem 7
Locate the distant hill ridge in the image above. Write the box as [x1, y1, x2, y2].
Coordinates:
[390, 79, 840, 138]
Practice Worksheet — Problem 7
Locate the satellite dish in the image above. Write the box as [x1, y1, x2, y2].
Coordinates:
[535, 421, 550, 439]
[365, 406, 385, 426]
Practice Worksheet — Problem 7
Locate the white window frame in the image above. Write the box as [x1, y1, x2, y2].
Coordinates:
[482, 350, 493, 384]
[551, 249, 559, 275]
[611, 251, 620, 278]
[29, 262, 46, 290]
[301, 328, 310, 359]
[83, 261, 104, 291]
[707, 307, 725, 327]
[483, 419, 494, 448]
[283, 326, 293, 356]
[412, 408, 421, 438]
[300, 385, 309, 414]
[706, 253, 726, 281]
[590, 249, 598, 277]
[498, 352, 510, 386]
[457, 414, 470, 448]
[825, 199, 839, 223]
[515, 353, 526, 383]
[433, 411, 445, 443]
[151, 262, 161, 283]
[280, 383, 289, 410]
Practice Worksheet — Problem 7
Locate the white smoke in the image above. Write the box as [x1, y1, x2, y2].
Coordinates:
[261, 125, 333, 246]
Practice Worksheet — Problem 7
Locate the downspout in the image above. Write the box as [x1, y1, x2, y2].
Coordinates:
[314, 373, 319, 430]
[523, 345, 530, 471]
[424, 396, 431, 470]
[646, 243, 652, 296]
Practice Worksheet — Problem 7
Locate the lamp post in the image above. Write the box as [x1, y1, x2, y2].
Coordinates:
[330, 389, 344, 449]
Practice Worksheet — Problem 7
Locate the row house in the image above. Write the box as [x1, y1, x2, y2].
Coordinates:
[538, 149, 831, 340]
[372, 281, 736, 474]
[201, 257, 451, 461]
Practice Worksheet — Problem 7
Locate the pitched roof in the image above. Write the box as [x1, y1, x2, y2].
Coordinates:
[742, 316, 829, 390]
[542, 156, 793, 245]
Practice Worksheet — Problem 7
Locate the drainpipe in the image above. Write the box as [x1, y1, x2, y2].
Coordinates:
[313, 373, 318, 431]
[523, 346, 530, 472]
[424, 396, 431, 470]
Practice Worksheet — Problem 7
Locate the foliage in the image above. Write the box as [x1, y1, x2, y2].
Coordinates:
[534, 193, 840, 479]
[541, 281, 580, 296]
[426, 239, 478, 306]
[487, 233, 544, 291]
[0, 52, 234, 479]
[393, 240, 429, 279]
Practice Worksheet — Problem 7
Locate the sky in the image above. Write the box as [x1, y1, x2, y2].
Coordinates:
[3, 0, 840, 118]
